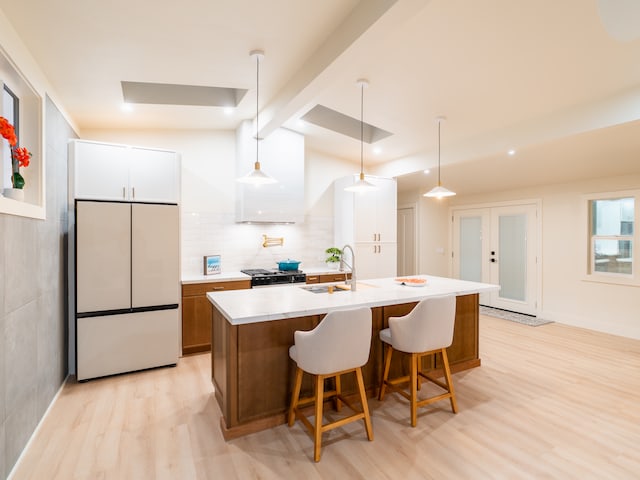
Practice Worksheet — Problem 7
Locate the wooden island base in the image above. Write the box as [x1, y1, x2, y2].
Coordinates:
[212, 294, 480, 440]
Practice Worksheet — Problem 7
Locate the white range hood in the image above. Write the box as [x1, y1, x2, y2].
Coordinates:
[235, 120, 305, 223]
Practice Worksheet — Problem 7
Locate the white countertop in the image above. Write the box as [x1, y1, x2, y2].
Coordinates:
[207, 275, 499, 325]
[182, 271, 251, 284]
[181, 267, 350, 285]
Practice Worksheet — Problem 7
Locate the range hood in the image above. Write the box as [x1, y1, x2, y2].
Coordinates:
[235, 120, 305, 223]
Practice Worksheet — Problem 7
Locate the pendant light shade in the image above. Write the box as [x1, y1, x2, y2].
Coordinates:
[344, 79, 377, 193]
[237, 50, 277, 185]
[424, 116, 455, 198]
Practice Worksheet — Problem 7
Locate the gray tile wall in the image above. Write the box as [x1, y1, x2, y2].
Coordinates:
[0, 96, 76, 478]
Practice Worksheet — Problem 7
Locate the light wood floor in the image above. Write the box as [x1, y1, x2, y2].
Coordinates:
[11, 316, 640, 479]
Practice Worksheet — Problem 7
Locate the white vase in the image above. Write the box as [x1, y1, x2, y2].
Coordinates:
[326, 261, 340, 270]
[3, 188, 24, 201]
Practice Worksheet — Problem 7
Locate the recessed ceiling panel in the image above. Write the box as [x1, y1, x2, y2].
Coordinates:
[121, 81, 247, 107]
[301, 104, 392, 144]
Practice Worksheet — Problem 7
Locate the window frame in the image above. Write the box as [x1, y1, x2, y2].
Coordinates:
[583, 190, 639, 286]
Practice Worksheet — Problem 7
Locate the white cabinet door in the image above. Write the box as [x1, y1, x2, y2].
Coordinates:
[354, 242, 397, 280]
[74, 141, 129, 201]
[72, 140, 180, 203]
[129, 148, 180, 203]
[375, 177, 397, 242]
[76, 201, 131, 313]
[131, 203, 180, 308]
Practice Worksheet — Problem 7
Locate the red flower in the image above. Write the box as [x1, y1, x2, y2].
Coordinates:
[13, 147, 32, 168]
[0, 116, 17, 146]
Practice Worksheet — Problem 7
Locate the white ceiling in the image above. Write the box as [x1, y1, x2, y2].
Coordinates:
[1, 0, 640, 194]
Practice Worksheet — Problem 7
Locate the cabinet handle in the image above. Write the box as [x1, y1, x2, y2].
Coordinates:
[213, 286, 225, 290]
[132, 187, 136, 199]
[378, 233, 381, 241]
[122, 187, 126, 199]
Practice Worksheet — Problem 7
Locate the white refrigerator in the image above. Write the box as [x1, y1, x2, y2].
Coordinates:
[75, 200, 180, 381]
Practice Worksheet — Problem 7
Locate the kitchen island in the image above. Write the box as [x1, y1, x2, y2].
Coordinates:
[207, 275, 498, 439]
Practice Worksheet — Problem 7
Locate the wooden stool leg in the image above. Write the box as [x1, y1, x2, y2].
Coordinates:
[410, 353, 418, 427]
[334, 374, 342, 412]
[288, 367, 303, 427]
[441, 348, 458, 414]
[379, 344, 393, 400]
[355, 367, 374, 441]
[314, 374, 325, 462]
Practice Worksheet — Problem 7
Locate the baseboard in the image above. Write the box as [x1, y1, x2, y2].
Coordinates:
[7, 374, 70, 480]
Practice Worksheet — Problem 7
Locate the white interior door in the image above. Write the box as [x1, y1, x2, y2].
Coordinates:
[397, 206, 416, 276]
[453, 204, 538, 315]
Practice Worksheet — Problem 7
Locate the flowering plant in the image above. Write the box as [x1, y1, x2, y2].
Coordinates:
[0, 116, 32, 189]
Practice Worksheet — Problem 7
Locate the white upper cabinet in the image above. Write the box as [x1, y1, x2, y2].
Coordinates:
[334, 175, 398, 279]
[129, 147, 180, 203]
[335, 175, 398, 243]
[235, 121, 305, 223]
[70, 140, 180, 203]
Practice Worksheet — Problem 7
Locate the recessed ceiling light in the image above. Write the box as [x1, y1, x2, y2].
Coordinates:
[224, 107, 234, 115]
[423, 169, 430, 174]
[508, 149, 516, 156]
[373, 146, 382, 155]
[121, 103, 133, 112]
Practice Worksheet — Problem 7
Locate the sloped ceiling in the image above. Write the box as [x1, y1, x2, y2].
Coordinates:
[1, 0, 639, 194]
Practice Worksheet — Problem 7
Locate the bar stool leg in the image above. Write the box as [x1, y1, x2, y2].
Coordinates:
[441, 348, 458, 414]
[355, 367, 374, 441]
[379, 344, 393, 400]
[314, 374, 325, 462]
[410, 353, 418, 427]
[288, 367, 303, 427]
[334, 374, 342, 412]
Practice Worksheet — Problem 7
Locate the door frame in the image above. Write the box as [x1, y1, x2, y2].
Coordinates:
[449, 198, 542, 316]
[398, 202, 419, 276]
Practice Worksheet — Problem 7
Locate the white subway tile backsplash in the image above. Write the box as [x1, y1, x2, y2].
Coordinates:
[181, 211, 334, 276]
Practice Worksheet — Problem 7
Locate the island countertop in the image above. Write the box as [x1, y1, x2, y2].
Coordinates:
[207, 275, 499, 325]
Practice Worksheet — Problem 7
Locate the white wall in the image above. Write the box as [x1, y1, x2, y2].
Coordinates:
[399, 189, 450, 276]
[82, 128, 356, 275]
[445, 173, 640, 340]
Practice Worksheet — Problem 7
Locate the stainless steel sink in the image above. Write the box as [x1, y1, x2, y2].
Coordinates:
[299, 285, 347, 294]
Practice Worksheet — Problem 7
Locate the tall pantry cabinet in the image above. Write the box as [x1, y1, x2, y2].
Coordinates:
[334, 175, 398, 280]
[68, 139, 181, 380]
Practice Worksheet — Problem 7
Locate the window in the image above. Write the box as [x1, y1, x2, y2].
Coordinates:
[2, 84, 19, 189]
[585, 191, 639, 285]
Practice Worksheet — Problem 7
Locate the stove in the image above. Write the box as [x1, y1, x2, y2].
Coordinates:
[241, 268, 307, 287]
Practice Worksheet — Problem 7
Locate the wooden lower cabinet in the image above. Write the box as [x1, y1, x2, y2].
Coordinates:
[212, 293, 479, 439]
[182, 280, 250, 355]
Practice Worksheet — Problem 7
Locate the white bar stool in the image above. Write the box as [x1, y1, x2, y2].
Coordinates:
[288, 306, 374, 462]
[378, 295, 458, 427]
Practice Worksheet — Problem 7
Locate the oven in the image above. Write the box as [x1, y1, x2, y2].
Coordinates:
[240, 269, 307, 288]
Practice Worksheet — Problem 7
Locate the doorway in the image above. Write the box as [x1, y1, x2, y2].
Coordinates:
[397, 205, 417, 276]
[452, 202, 539, 315]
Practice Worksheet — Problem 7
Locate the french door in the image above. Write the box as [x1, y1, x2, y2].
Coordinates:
[452, 203, 539, 315]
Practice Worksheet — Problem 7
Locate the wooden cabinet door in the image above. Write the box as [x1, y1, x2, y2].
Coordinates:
[182, 295, 213, 355]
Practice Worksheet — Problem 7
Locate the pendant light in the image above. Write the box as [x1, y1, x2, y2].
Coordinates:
[423, 116, 455, 198]
[344, 79, 377, 192]
[237, 50, 277, 185]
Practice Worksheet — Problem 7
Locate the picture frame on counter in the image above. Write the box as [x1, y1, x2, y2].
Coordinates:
[204, 255, 221, 275]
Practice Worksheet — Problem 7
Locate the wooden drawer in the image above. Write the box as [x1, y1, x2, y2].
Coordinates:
[319, 273, 352, 283]
[305, 275, 320, 284]
[183, 279, 251, 297]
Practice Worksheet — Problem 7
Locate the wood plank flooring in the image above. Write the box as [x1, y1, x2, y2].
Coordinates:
[10, 316, 640, 479]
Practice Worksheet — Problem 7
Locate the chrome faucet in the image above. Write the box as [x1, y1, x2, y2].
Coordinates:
[339, 244, 356, 291]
